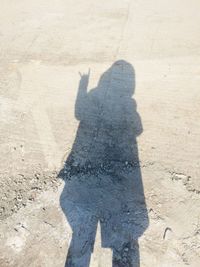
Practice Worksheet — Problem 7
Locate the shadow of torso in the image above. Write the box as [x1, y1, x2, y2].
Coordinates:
[59, 61, 149, 267]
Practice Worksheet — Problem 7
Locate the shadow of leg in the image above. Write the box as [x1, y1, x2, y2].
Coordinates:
[64, 218, 98, 267]
[65, 235, 91, 267]
[65, 232, 95, 267]
[112, 240, 140, 267]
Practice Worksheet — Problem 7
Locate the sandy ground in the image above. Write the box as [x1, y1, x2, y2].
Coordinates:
[0, 0, 200, 266]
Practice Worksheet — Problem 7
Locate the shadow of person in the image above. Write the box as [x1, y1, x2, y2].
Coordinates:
[58, 60, 149, 267]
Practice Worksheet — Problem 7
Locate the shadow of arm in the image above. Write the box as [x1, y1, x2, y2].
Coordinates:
[132, 99, 143, 136]
[135, 111, 143, 136]
[75, 74, 89, 121]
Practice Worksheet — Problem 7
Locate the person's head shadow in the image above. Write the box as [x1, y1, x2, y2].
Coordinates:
[58, 60, 149, 267]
